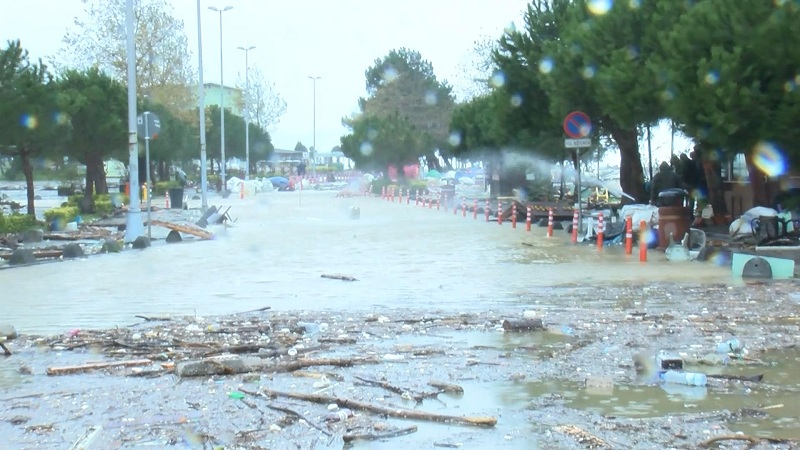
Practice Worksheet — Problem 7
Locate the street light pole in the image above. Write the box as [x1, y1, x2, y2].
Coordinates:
[238, 45, 255, 181]
[209, 5, 233, 195]
[124, 0, 143, 242]
[307, 76, 321, 177]
[196, 0, 208, 210]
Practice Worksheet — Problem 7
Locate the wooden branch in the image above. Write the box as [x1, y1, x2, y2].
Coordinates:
[134, 315, 172, 322]
[1, 342, 11, 356]
[343, 425, 418, 443]
[269, 356, 379, 373]
[699, 434, 794, 447]
[354, 375, 424, 402]
[262, 402, 331, 437]
[321, 273, 357, 281]
[553, 425, 610, 448]
[150, 220, 214, 240]
[46, 359, 152, 376]
[258, 388, 497, 427]
[502, 318, 544, 331]
[706, 373, 763, 383]
[427, 381, 464, 395]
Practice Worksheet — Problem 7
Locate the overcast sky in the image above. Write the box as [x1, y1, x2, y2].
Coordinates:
[3, 0, 531, 152]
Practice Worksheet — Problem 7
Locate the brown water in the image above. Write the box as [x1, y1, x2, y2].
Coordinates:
[0, 190, 732, 336]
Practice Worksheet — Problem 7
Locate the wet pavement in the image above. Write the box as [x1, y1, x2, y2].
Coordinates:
[1, 188, 800, 449]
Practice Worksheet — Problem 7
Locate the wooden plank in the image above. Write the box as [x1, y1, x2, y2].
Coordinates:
[46, 359, 152, 376]
[0, 250, 63, 261]
[150, 220, 214, 240]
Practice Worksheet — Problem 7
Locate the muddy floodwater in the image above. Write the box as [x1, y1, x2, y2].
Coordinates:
[2, 189, 800, 449]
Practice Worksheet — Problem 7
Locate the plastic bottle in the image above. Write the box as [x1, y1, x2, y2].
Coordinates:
[716, 338, 743, 354]
[324, 409, 353, 422]
[297, 322, 320, 336]
[659, 370, 707, 387]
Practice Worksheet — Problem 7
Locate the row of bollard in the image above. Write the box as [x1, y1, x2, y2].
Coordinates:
[377, 186, 650, 262]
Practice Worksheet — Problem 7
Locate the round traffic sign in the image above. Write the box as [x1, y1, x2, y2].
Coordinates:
[563, 111, 592, 138]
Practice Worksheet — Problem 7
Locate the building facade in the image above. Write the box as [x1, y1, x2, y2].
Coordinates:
[203, 83, 243, 117]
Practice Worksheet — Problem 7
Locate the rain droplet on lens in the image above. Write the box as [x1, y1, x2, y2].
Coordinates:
[538, 57, 554, 74]
[367, 128, 378, 140]
[448, 132, 462, 147]
[587, 0, 613, 15]
[752, 141, 787, 177]
[383, 66, 398, 82]
[582, 66, 596, 79]
[704, 70, 719, 85]
[490, 71, 506, 88]
[424, 91, 437, 105]
[360, 142, 373, 156]
[510, 93, 523, 107]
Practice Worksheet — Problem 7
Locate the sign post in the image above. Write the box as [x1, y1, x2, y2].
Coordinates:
[563, 111, 593, 238]
[137, 112, 161, 240]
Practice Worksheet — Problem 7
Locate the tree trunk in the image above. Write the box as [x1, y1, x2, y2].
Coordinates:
[744, 151, 770, 207]
[93, 157, 108, 195]
[158, 160, 168, 182]
[425, 154, 441, 171]
[21, 147, 35, 216]
[695, 143, 729, 216]
[84, 158, 95, 199]
[608, 124, 646, 203]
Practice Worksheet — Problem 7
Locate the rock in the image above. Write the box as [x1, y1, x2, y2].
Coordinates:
[33, 195, 42, 200]
[0, 324, 18, 340]
[22, 229, 43, 243]
[192, 195, 200, 200]
[9, 249, 35, 266]
[176, 356, 264, 377]
[350, 206, 360, 219]
[552, 221, 564, 230]
[102, 238, 123, 253]
[165, 230, 182, 243]
[62, 243, 84, 259]
[131, 236, 150, 249]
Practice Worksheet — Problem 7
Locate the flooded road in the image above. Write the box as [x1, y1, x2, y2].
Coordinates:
[1, 189, 731, 336]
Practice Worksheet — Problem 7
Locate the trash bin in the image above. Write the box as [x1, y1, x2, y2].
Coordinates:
[657, 189, 690, 249]
[168, 187, 184, 209]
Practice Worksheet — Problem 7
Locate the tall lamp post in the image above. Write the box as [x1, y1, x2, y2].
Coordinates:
[124, 0, 143, 242]
[238, 45, 255, 181]
[308, 75, 321, 177]
[209, 5, 233, 195]
[196, 0, 208, 209]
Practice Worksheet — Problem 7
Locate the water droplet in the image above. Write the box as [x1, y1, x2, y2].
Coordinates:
[367, 128, 378, 140]
[661, 88, 675, 101]
[424, 91, 438, 105]
[52, 111, 69, 125]
[588, 0, 612, 15]
[785, 80, 796, 92]
[504, 22, 517, 34]
[510, 93, 523, 107]
[20, 114, 38, 129]
[359, 142, 373, 156]
[582, 66, 596, 79]
[752, 141, 787, 177]
[629, 0, 641, 8]
[383, 66, 398, 83]
[626, 45, 639, 59]
[704, 70, 719, 85]
[490, 72, 506, 88]
[538, 57, 554, 74]
[448, 132, 462, 147]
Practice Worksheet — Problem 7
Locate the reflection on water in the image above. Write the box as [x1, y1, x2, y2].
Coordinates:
[1, 190, 731, 337]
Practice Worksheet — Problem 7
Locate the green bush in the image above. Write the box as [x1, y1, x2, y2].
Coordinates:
[44, 206, 79, 224]
[0, 213, 38, 234]
[66, 193, 128, 214]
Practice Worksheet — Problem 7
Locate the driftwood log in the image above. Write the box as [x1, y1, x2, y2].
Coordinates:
[150, 220, 214, 240]
[427, 380, 464, 394]
[47, 359, 152, 376]
[502, 318, 544, 331]
[321, 273, 358, 281]
[706, 373, 764, 383]
[1, 342, 11, 356]
[257, 388, 497, 427]
[343, 425, 418, 443]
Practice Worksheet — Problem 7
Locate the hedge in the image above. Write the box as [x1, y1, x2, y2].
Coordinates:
[44, 206, 80, 224]
[0, 213, 38, 234]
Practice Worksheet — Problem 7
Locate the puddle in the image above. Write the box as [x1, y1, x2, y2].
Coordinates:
[0, 358, 25, 390]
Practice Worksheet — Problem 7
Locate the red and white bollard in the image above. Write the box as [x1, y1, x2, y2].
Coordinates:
[240, 181, 245, 199]
[406, 189, 410, 205]
[526, 205, 532, 232]
[485, 199, 490, 222]
[391, 188, 395, 202]
[597, 212, 604, 251]
[625, 216, 633, 255]
[497, 201, 503, 225]
[399, 189, 403, 204]
[462, 199, 467, 217]
[511, 203, 517, 228]
[381, 186, 386, 200]
[415, 190, 419, 206]
[165, 191, 170, 209]
[473, 199, 478, 219]
[429, 195, 434, 209]
[547, 208, 554, 237]
[454, 195, 458, 215]
[639, 220, 648, 262]
[571, 209, 579, 244]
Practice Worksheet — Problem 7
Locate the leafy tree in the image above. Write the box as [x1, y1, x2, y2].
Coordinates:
[143, 102, 195, 181]
[346, 48, 456, 170]
[56, 68, 127, 198]
[56, 0, 194, 116]
[0, 40, 66, 215]
[654, 0, 800, 208]
[294, 142, 308, 153]
[204, 105, 272, 174]
[235, 65, 287, 131]
[341, 113, 421, 171]
[537, 0, 665, 203]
